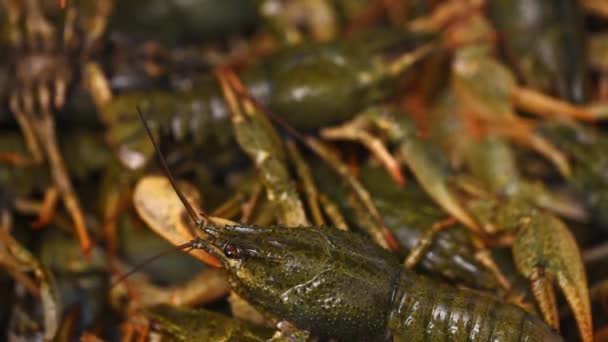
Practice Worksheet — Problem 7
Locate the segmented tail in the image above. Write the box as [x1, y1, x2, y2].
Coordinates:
[388, 270, 562, 341]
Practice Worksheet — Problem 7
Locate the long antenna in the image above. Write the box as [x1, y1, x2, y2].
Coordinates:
[111, 109, 217, 288]
[110, 239, 198, 288]
[136, 106, 209, 225]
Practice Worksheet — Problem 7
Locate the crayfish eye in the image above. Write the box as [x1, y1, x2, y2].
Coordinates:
[222, 244, 241, 258]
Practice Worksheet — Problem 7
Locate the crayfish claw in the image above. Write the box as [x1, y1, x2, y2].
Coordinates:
[513, 212, 592, 342]
[217, 67, 309, 227]
[556, 272, 594, 342]
[529, 266, 560, 330]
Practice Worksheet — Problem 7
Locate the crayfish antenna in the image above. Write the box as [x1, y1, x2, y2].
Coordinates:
[110, 106, 223, 289]
[110, 238, 201, 288]
[111, 108, 219, 288]
[135, 106, 212, 227]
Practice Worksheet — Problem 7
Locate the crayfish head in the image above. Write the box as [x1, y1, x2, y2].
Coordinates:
[196, 224, 401, 340]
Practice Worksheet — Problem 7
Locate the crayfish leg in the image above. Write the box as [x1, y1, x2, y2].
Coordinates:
[101, 183, 131, 257]
[30, 186, 58, 228]
[211, 192, 247, 221]
[229, 292, 266, 326]
[0, 228, 59, 340]
[322, 108, 481, 246]
[512, 86, 596, 122]
[60, 187, 92, 256]
[308, 136, 397, 248]
[404, 217, 456, 269]
[0, 152, 41, 166]
[321, 119, 406, 186]
[318, 193, 349, 231]
[586, 102, 608, 119]
[239, 183, 263, 223]
[9, 107, 45, 165]
[308, 138, 398, 250]
[490, 119, 572, 177]
[83, 62, 113, 109]
[24, 110, 93, 256]
[347, 192, 394, 251]
[286, 140, 325, 226]
[474, 248, 512, 292]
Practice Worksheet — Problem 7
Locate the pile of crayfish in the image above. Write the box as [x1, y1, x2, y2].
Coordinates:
[2, 0, 608, 341]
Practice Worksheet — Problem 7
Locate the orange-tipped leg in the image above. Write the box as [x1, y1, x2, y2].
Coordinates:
[30, 186, 59, 228]
[512, 86, 596, 122]
[321, 124, 406, 186]
[489, 118, 571, 177]
[404, 217, 457, 269]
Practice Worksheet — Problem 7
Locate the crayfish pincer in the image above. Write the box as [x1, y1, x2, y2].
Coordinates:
[193, 222, 562, 341]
